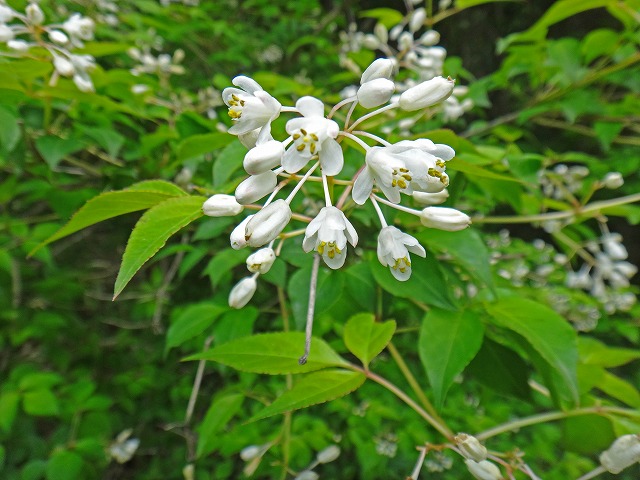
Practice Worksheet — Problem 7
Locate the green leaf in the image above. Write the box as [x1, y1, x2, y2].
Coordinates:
[579, 337, 640, 367]
[23, 389, 60, 416]
[186, 332, 349, 374]
[0, 106, 21, 152]
[114, 195, 206, 298]
[213, 141, 246, 188]
[31, 181, 187, 255]
[46, 450, 84, 480]
[0, 392, 20, 432]
[250, 369, 366, 422]
[35, 135, 85, 169]
[359, 8, 404, 28]
[456, 0, 520, 8]
[450, 157, 522, 183]
[165, 302, 227, 352]
[593, 121, 623, 151]
[419, 309, 484, 407]
[343, 313, 396, 368]
[561, 415, 615, 454]
[197, 393, 244, 458]
[486, 297, 579, 404]
[177, 132, 233, 161]
[598, 372, 640, 407]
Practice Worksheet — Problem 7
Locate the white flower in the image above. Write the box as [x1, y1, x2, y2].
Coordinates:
[246, 248, 276, 274]
[223, 76, 281, 142]
[303, 206, 358, 269]
[73, 72, 94, 93]
[399, 76, 455, 111]
[316, 445, 341, 464]
[601, 233, 628, 260]
[377, 226, 426, 281]
[235, 171, 278, 205]
[244, 199, 292, 247]
[0, 24, 14, 43]
[352, 144, 448, 205]
[282, 96, 343, 176]
[455, 433, 488, 462]
[357, 78, 395, 109]
[26, 3, 45, 25]
[7, 40, 30, 52]
[412, 189, 449, 205]
[0, 5, 15, 23]
[229, 276, 257, 308]
[53, 56, 75, 77]
[602, 171, 623, 189]
[465, 459, 502, 480]
[230, 215, 253, 250]
[420, 207, 471, 231]
[62, 14, 95, 46]
[243, 140, 284, 175]
[202, 194, 243, 217]
[409, 8, 426, 33]
[600, 434, 640, 474]
[49, 30, 69, 45]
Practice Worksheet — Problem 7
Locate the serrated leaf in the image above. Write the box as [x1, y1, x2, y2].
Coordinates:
[197, 393, 244, 458]
[419, 309, 484, 407]
[166, 303, 227, 352]
[249, 369, 365, 422]
[486, 297, 579, 404]
[343, 313, 395, 368]
[177, 132, 233, 161]
[114, 195, 206, 298]
[30, 181, 187, 255]
[186, 332, 349, 374]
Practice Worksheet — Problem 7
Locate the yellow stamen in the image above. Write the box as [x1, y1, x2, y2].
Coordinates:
[297, 144, 306, 152]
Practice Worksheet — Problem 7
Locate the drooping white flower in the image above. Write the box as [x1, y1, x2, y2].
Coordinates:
[62, 14, 95, 46]
[222, 76, 281, 142]
[25, 3, 45, 25]
[0, 5, 15, 23]
[234, 171, 278, 205]
[243, 140, 284, 175]
[303, 206, 358, 269]
[53, 56, 75, 77]
[230, 215, 253, 250]
[282, 97, 343, 176]
[49, 30, 69, 45]
[377, 226, 426, 281]
[412, 189, 449, 205]
[244, 199, 292, 247]
[202, 194, 243, 217]
[399, 76, 455, 111]
[229, 276, 257, 309]
[420, 206, 471, 231]
[246, 248, 276, 274]
[465, 459, 502, 480]
[600, 434, 640, 474]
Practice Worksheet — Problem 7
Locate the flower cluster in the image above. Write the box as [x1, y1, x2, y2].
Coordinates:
[203, 63, 470, 310]
[0, 2, 98, 91]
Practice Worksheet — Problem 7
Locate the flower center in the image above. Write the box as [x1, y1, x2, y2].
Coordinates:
[392, 256, 411, 273]
[228, 93, 245, 119]
[428, 160, 449, 185]
[391, 167, 412, 189]
[317, 240, 341, 259]
[292, 129, 319, 155]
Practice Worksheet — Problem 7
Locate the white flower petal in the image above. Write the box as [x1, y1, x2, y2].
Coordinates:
[319, 139, 344, 176]
[232, 75, 263, 95]
[352, 169, 374, 205]
[296, 96, 325, 117]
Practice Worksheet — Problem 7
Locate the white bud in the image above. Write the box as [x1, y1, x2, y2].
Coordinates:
[49, 30, 69, 44]
[425, 45, 447, 60]
[420, 207, 471, 231]
[362, 34, 380, 50]
[73, 73, 94, 92]
[235, 171, 278, 205]
[399, 76, 455, 111]
[602, 171, 624, 189]
[360, 58, 395, 84]
[203, 194, 243, 217]
[238, 128, 261, 149]
[412, 189, 449, 205]
[53, 56, 75, 77]
[600, 434, 640, 474]
[398, 31, 414, 51]
[0, 24, 14, 42]
[240, 445, 262, 461]
[357, 78, 395, 109]
[602, 233, 628, 260]
[316, 445, 341, 464]
[0, 5, 15, 23]
[373, 23, 388, 44]
[455, 433, 488, 462]
[246, 248, 276, 274]
[409, 8, 427, 33]
[231, 216, 253, 250]
[465, 459, 502, 480]
[389, 24, 403, 41]
[419, 30, 440, 46]
[7, 39, 30, 52]
[243, 141, 284, 175]
[228, 276, 257, 309]
[182, 464, 195, 480]
[244, 199, 292, 247]
[26, 3, 44, 25]
[294, 471, 319, 480]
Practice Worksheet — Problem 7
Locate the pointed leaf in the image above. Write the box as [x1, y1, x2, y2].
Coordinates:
[419, 309, 484, 407]
[343, 313, 396, 368]
[186, 332, 349, 374]
[165, 302, 227, 352]
[114, 195, 206, 298]
[486, 297, 579, 404]
[196, 393, 244, 458]
[250, 369, 365, 422]
[177, 132, 233, 161]
[30, 180, 187, 255]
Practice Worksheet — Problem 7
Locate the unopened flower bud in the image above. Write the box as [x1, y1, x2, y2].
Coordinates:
[316, 445, 341, 464]
[465, 459, 502, 480]
[455, 433, 488, 462]
[409, 8, 426, 33]
[399, 76, 455, 111]
[362, 34, 380, 50]
[294, 471, 319, 480]
[231, 216, 253, 250]
[49, 30, 69, 44]
[600, 434, 640, 474]
[602, 171, 623, 189]
[0, 24, 14, 42]
[235, 171, 278, 205]
[182, 464, 195, 480]
[389, 24, 403, 41]
[53, 56, 75, 77]
[360, 58, 395, 84]
[398, 31, 414, 50]
[7, 39, 30, 52]
[228, 276, 257, 309]
[243, 141, 284, 175]
[0, 5, 15, 23]
[26, 3, 44, 25]
[412, 189, 449, 205]
[240, 445, 262, 461]
[420, 207, 471, 231]
[73, 74, 94, 92]
[374, 23, 388, 44]
[419, 30, 440, 46]
[244, 199, 291, 247]
[246, 248, 276, 274]
[203, 194, 243, 217]
[357, 78, 395, 108]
